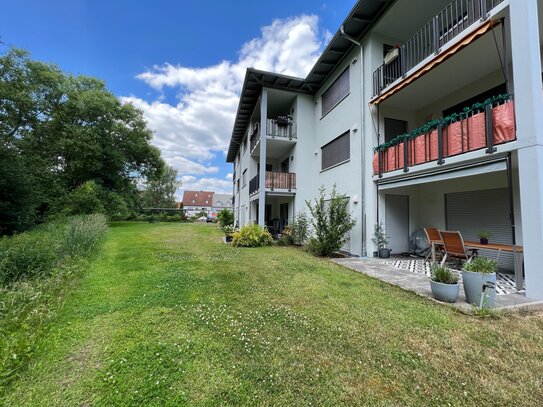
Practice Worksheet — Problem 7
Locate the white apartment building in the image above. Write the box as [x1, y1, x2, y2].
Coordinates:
[227, 0, 543, 300]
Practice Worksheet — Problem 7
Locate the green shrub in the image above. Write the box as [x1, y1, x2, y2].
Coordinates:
[430, 264, 459, 284]
[232, 224, 273, 247]
[0, 215, 107, 389]
[59, 214, 108, 258]
[0, 215, 107, 285]
[306, 186, 356, 256]
[290, 211, 309, 245]
[463, 257, 498, 274]
[217, 208, 234, 228]
[0, 227, 58, 283]
[65, 181, 105, 215]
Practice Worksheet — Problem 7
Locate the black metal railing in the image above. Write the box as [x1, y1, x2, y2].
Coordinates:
[249, 175, 259, 195]
[266, 117, 297, 139]
[373, 0, 505, 96]
[374, 97, 515, 176]
[249, 123, 260, 152]
[249, 171, 297, 195]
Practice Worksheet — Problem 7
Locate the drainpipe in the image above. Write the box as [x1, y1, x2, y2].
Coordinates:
[340, 26, 366, 256]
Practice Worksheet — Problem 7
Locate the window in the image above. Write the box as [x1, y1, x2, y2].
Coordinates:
[384, 118, 407, 143]
[242, 169, 247, 187]
[321, 67, 350, 116]
[243, 136, 248, 153]
[321, 131, 350, 170]
[236, 180, 240, 192]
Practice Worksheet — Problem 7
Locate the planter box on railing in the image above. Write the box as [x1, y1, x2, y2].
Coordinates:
[373, 101, 516, 175]
[266, 118, 297, 139]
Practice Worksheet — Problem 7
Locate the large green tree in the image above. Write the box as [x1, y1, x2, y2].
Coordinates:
[140, 164, 179, 208]
[0, 48, 164, 233]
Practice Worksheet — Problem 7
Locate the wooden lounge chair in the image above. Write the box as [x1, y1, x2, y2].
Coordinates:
[438, 230, 478, 267]
[423, 227, 444, 263]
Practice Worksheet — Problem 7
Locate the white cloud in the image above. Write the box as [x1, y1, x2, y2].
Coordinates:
[178, 175, 232, 198]
[122, 14, 329, 193]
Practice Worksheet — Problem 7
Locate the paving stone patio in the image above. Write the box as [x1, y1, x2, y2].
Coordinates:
[331, 256, 543, 312]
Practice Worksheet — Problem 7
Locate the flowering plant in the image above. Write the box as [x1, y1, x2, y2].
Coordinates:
[221, 225, 238, 236]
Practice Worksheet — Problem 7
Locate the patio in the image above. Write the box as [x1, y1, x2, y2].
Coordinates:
[331, 256, 543, 312]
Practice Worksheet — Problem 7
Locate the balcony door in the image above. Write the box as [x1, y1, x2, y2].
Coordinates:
[280, 158, 289, 173]
[257, 163, 273, 173]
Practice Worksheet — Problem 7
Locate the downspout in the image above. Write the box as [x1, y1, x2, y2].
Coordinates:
[340, 26, 366, 256]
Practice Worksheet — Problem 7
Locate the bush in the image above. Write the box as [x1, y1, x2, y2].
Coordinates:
[232, 224, 273, 247]
[0, 226, 58, 283]
[290, 211, 309, 245]
[463, 257, 498, 274]
[430, 264, 459, 284]
[65, 181, 105, 215]
[217, 208, 234, 228]
[0, 215, 107, 285]
[305, 185, 356, 256]
[0, 215, 108, 389]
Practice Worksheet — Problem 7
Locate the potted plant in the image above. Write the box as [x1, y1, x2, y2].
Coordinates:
[462, 257, 498, 307]
[477, 230, 492, 245]
[429, 264, 460, 303]
[221, 225, 237, 242]
[372, 223, 391, 258]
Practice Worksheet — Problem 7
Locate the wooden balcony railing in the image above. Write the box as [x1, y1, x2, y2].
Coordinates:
[373, 0, 505, 96]
[373, 97, 516, 176]
[249, 171, 296, 195]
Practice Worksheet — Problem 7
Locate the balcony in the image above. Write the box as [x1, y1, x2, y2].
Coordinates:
[250, 117, 297, 155]
[372, 0, 505, 97]
[249, 171, 296, 195]
[373, 96, 515, 176]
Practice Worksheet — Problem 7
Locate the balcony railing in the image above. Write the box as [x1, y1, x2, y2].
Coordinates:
[250, 123, 260, 152]
[266, 117, 297, 139]
[373, 96, 515, 176]
[373, 0, 505, 96]
[249, 171, 297, 195]
[250, 117, 297, 153]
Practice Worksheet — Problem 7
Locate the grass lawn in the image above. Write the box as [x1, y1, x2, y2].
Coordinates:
[3, 222, 542, 406]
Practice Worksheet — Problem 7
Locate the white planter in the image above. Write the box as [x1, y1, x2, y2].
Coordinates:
[430, 281, 460, 303]
[461, 270, 496, 307]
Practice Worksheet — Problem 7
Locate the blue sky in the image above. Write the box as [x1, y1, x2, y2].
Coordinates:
[1, 0, 356, 198]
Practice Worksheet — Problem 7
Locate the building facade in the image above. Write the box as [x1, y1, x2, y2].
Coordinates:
[182, 190, 214, 217]
[227, 0, 543, 300]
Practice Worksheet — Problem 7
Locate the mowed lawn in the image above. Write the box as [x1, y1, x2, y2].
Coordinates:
[4, 223, 542, 406]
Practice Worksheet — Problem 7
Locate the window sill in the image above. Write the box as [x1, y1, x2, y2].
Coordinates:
[321, 159, 350, 173]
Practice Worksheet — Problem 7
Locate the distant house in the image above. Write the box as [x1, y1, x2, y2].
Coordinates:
[211, 193, 233, 218]
[182, 191, 214, 217]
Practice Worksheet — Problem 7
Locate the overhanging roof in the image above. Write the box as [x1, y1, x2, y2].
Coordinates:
[226, 0, 394, 163]
[227, 69, 311, 163]
[305, 0, 393, 89]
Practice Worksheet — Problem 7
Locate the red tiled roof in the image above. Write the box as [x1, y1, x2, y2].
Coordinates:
[182, 190, 214, 207]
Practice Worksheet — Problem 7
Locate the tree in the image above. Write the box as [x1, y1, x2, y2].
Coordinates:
[217, 208, 234, 228]
[140, 165, 179, 208]
[305, 185, 356, 256]
[0, 48, 164, 232]
[0, 144, 36, 234]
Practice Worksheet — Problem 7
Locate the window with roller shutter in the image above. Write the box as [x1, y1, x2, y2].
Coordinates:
[321, 131, 350, 171]
[321, 67, 350, 117]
